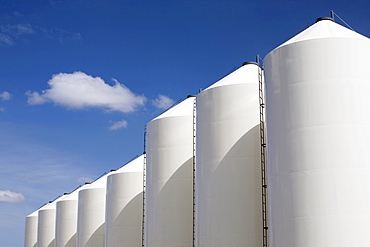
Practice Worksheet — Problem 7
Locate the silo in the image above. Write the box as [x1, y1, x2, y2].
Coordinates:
[37, 195, 66, 247]
[55, 185, 87, 247]
[146, 96, 195, 247]
[76, 173, 110, 247]
[264, 18, 370, 246]
[24, 211, 38, 247]
[105, 155, 144, 247]
[196, 63, 262, 246]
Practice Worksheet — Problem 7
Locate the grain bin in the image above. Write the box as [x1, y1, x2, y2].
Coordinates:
[264, 18, 370, 246]
[76, 173, 110, 247]
[105, 155, 144, 247]
[55, 184, 87, 247]
[37, 195, 66, 247]
[196, 63, 262, 246]
[24, 211, 38, 247]
[145, 97, 195, 247]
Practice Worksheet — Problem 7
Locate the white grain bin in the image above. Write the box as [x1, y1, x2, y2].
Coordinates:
[37, 195, 66, 247]
[55, 184, 87, 247]
[105, 155, 144, 247]
[24, 211, 38, 247]
[196, 63, 262, 246]
[76, 173, 110, 247]
[264, 17, 370, 247]
[146, 96, 195, 247]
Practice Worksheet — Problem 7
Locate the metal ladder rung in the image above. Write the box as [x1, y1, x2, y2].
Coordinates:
[257, 55, 268, 247]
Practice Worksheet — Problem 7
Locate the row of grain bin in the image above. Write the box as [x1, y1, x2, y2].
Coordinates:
[24, 155, 144, 247]
[24, 60, 261, 247]
[25, 17, 370, 247]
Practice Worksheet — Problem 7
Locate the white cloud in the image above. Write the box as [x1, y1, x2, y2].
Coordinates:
[26, 72, 146, 113]
[109, 120, 128, 131]
[0, 91, 11, 101]
[0, 190, 25, 203]
[152, 94, 175, 110]
[25, 91, 47, 104]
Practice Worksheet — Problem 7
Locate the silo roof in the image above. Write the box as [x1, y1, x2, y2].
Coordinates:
[204, 62, 259, 91]
[59, 184, 88, 201]
[38, 194, 67, 210]
[27, 210, 39, 217]
[151, 96, 194, 121]
[82, 172, 110, 189]
[277, 19, 368, 49]
[115, 154, 144, 173]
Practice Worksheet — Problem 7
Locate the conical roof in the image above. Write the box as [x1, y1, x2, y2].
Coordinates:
[115, 154, 144, 173]
[276, 19, 368, 49]
[82, 172, 111, 189]
[59, 184, 88, 201]
[27, 210, 39, 217]
[38, 194, 67, 211]
[151, 96, 194, 121]
[204, 62, 259, 91]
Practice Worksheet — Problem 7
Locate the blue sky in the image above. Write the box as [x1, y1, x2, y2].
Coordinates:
[1, 1, 369, 246]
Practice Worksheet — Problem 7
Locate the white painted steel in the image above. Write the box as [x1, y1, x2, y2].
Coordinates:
[146, 97, 195, 247]
[55, 185, 87, 247]
[37, 195, 66, 247]
[196, 64, 262, 247]
[77, 174, 110, 247]
[105, 155, 144, 247]
[24, 211, 38, 247]
[265, 19, 370, 247]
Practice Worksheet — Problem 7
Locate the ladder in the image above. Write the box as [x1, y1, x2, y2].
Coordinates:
[142, 127, 147, 247]
[257, 55, 268, 247]
[192, 97, 196, 247]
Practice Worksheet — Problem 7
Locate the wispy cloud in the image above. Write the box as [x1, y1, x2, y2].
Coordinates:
[0, 190, 25, 203]
[152, 94, 175, 110]
[40, 27, 81, 45]
[109, 120, 128, 131]
[1, 23, 34, 35]
[0, 23, 81, 46]
[26, 72, 146, 113]
[0, 91, 11, 112]
[0, 91, 11, 101]
[0, 24, 34, 45]
[0, 34, 14, 45]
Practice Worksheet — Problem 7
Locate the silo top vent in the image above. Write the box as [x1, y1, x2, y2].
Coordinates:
[316, 17, 334, 23]
[242, 61, 258, 66]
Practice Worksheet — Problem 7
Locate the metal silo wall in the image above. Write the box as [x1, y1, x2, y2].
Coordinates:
[55, 199, 78, 247]
[264, 19, 370, 247]
[55, 185, 85, 247]
[24, 212, 38, 247]
[145, 97, 195, 247]
[37, 208, 56, 247]
[105, 155, 144, 247]
[76, 175, 109, 247]
[37, 194, 69, 247]
[195, 63, 262, 247]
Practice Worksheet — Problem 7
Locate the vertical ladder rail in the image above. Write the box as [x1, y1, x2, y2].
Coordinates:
[192, 97, 196, 247]
[142, 127, 147, 247]
[257, 55, 268, 247]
